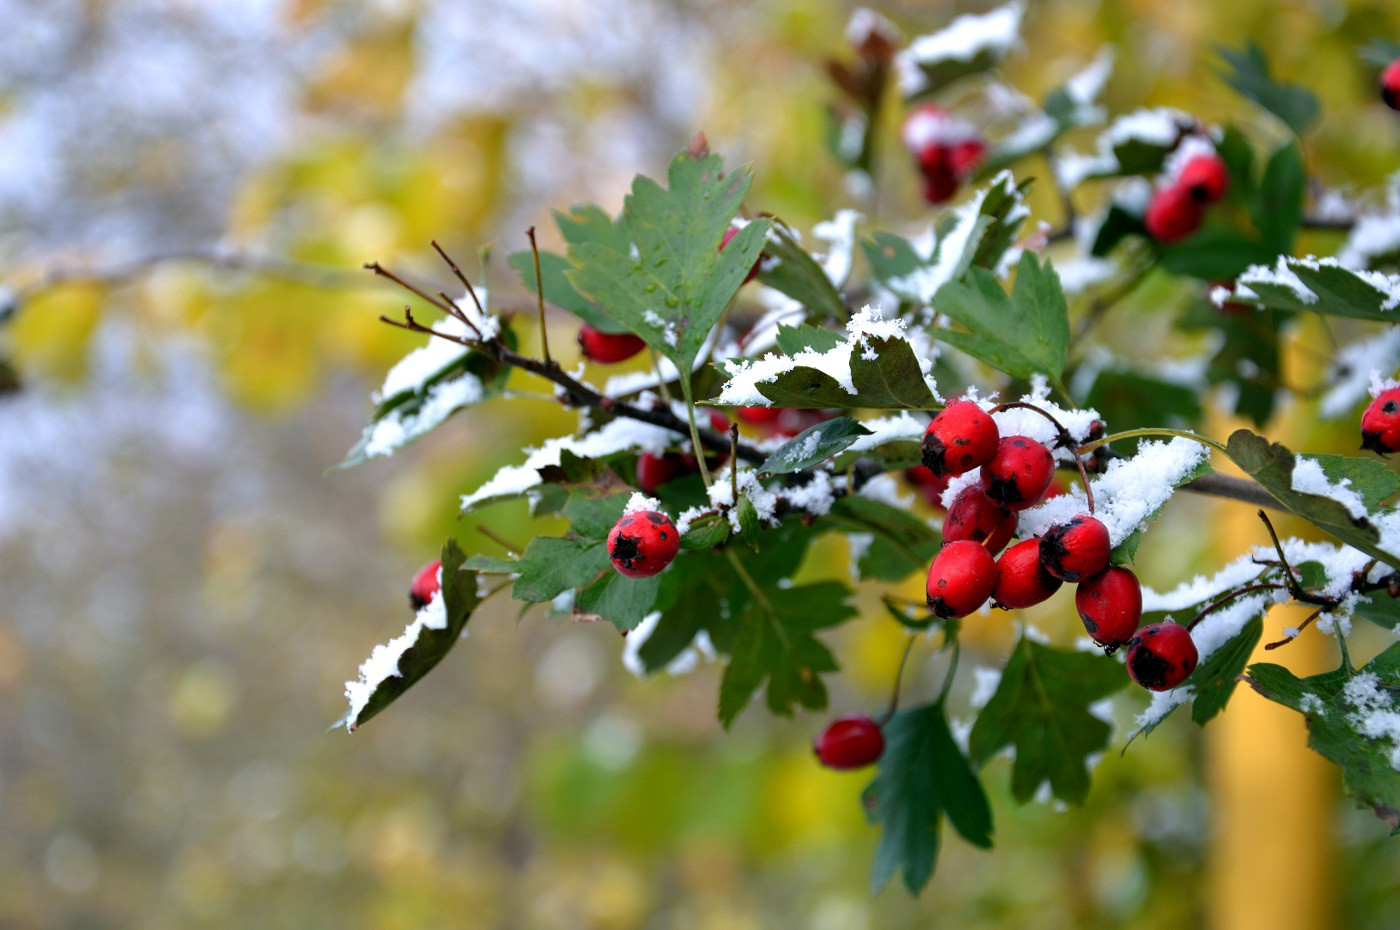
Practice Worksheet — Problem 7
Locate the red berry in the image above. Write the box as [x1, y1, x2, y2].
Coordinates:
[608, 510, 680, 578]
[578, 323, 646, 363]
[720, 226, 762, 284]
[813, 715, 885, 770]
[904, 465, 951, 509]
[926, 539, 999, 619]
[942, 483, 1017, 555]
[920, 167, 961, 205]
[637, 452, 697, 494]
[1382, 58, 1400, 110]
[921, 400, 999, 477]
[409, 559, 442, 611]
[1178, 154, 1228, 203]
[1125, 622, 1199, 691]
[1038, 514, 1111, 583]
[706, 409, 732, 434]
[773, 408, 832, 438]
[1076, 566, 1143, 650]
[983, 436, 1055, 511]
[1361, 387, 1400, 454]
[736, 406, 782, 426]
[1144, 184, 1205, 243]
[948, 138, 985, 178]
[992, 538, 1063, 610]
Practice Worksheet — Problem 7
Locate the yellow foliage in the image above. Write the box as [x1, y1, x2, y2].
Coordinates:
[7, 284, 103, 383]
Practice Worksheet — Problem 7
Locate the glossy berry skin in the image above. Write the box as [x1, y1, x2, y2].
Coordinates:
[926, 539, 999, 619]
[1178, 154, 1228, 203]
[636, 452, 697, 494]
[1361, 387, 1400, 454]
[720, 226, 762, 284]
[1125, 622, 1199, 691]
[577, 323, 646, 363]
[813, 715, 885, 770]
[1039, 514, 1111, 583]
[608, 510, 680, 578]
[1076, 566, 1143, 650]
[1144, 184, 1205, 243]
[921, 400, 999, 477]
[1382, 58, 1400, 111]
[942, 483, 1017, 555]
[409, 559, 442, 610]
[983, 436, 1055, 511]
[992, 538, 1063, 610]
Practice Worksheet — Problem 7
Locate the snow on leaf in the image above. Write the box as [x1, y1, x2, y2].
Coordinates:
[894, 1, 1025, 99]
[1224, 256, 1400, 320]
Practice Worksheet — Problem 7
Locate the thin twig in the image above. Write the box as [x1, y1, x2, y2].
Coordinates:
[526, 226, 552, 365]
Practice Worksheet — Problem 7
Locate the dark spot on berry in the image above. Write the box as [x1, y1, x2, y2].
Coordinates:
[1128, 644, 1171, 689]
[961, 454, 973, 466]
[659, 531, 668, 540]
[921, 434, 950, 476]
[927, 595, 955, 619]
[1385, 401, 1398, 415]
[955, 437, 969, 446]
[645, 512, 666, 525]
[610, 533, 642, 567]
[1082, 615, 1099, 634]
[409, 593, 428, 611]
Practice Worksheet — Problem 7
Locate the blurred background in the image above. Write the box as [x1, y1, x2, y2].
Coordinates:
[3, 0, 1400, 927]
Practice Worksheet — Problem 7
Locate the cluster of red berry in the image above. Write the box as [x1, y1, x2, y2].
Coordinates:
[901, 104, 986, 205]
[1144, 148, 1230, 243]
[1362, 386, 1400, 454]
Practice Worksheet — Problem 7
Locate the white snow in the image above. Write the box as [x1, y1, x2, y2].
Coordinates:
[344, 581, 452, 731]
[1160, 135, 1218, 187]
[1337, 213, 1400, 271]
[1291, 455, 1368, 521]
[1053, 108, 1192, 190]
[1342, 672, 1400, 771]
[857, 472, 914, 509]
[621, 611, 717, 678]
[894, 1, 1025, 97]
[969, 665, 1003, 710]
[623, 492, 662, 516]
[846, 412, 927, 453]
[377, 314, 476, 401]
[1228, 256, 1400, 313]
[642, 309, 679, 347]
[845, 7, 902, 46]
[361, 371, 485, 459]
[1065, 48, 1114, 108]
[812, 209, 863, 287]
[900, 105, 981, 152]
[1051, 256, 1117, 296]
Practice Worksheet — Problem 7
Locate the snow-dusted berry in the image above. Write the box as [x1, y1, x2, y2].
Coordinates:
[578, 323, 646, 363]
[1039, 514, 1111, 583]
[926, 539, 999, 619]
[992, 538, 1063, 610]
[1382, 58, 1400, 110]
[1144, 184, 1205, 243]
[1361, 387, 1400, 454]
[983, 436, 1055, 511]
[637, 452, 697, 494]
[813, 715, 885, 770]
[608, 510, 680, 578]
[409, 559, 442, 611]
[942, 483, 1017, 555]
[720, 225, 762, 284]
[1179, 154, 1229, 203]
[1125, 622, 1198, 691]
[921, 400, 999, 477]
[1075, 566, 1143, 650]
[947, 138, 986, 179]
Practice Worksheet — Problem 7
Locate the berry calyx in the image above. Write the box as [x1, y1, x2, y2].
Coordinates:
[720, 225, 762, 283]
[1144, 184, 1206, 243]
[983, 436, 1055, 511]
[1038, 514, 1111, 583]
[921, 400, 999, 477]
[1125, 622, 1199, 691]
[1382, 58, 1400, 111]
[409, 559, 442, 610]
[992, 538, 1063, 610]
[1075, 566, 1143, 650]
[1178, 154, 1229, 203]
[813, 715, 885, 770]
[637, 452, 697, 494]
[1361, 387, 1400, 454]
[608, 510, 680, 578]
[926, 539, 999, 619]
[942, 483, 1017, 555]
[577, 323, 646, 363]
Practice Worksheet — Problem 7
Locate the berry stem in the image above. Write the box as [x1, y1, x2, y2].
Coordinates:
[649, 350, 673, 403]
[685, 397, 714, 488]
[1078, 427, 1228, 455]
[525, 226, 552, 366]
[936, 640, 961, 707]
[879, 636, 918, 725]
[1185, 582, 1287, 631]
[989, 400, 1095, 513]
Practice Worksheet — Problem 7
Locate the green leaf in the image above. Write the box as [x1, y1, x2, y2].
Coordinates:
[1190, 616, 1264, 725]
[512, 536, 609, 603]
[1222, 429, 1400, 571]
[969, 638, 1128, 804]
[1231, 258, 1400, 321]
[757, 222, 848, 321]
[1252, 140, 1305, 254]
[1245, 644, 1400, 832]
[1356, 591, 1400, 631]
[560, 490, 630, 541]
[828, 496, 942, 582]
[639, 551, 735, 672]
[1083, 368, 1204, 441]
[775, 323, 845, 355]
[759, 416, 871, 475]
[338, 539, 482, 731]
[737, 495, 761, 549]
[1215, 124, 1257, 201]
[899, 3, 1023, 101]
[1157, 226, 1276, 281]
[864, 701, 992, 895]
[1217, 42, 1319, 136]
[716, 582, 853, 727]
[717, 334, 939, 410]
[934, 252, 1070, 383]
[1301, 454, 1400, 511]
[1089, 204, 1147, 257]
[566, 145, 773, 388]
[1361, 39, 1400, 70]
[574, 570, 661, 632]
[680, 515, 731, 550]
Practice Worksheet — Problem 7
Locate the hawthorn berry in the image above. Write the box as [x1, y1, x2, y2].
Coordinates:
[1039, 514, 1111, 583]
[903, 105, 984, 205]
[577, 323, 646, 363]
[1361, 387, 1400, 454]
[636, 452, 697, 494]
[992, 538, 1062, 610]
[813, 715, 885, 770]
[1125, 621, 1199, 691]
[942, 483, 1017, 555]
[720, 225, 762, 283]
[608, 510, 680, 578]
[1075, 566, 1143, 650]
[1144, 183, 1205, 243]
[904, 464, 951, 509]
[1382, 58, 1400, 110]
[1178, 154, 1229, 203]
[409, 559, 442, 610]
[983, 436, 1055, 511]
[926, 539, 999, 619]
[921, 400, 999, 477]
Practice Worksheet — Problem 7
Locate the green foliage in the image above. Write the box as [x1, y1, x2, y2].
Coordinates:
[716, 334, 939, 409]
[1216, 43, 1320, 136]
[1190, 616, 1264, 725]
[757, 221, 848, 321]
[758, 416, 872, 475]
